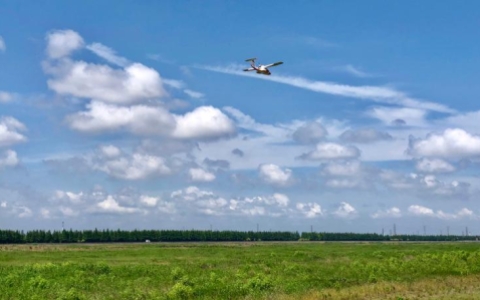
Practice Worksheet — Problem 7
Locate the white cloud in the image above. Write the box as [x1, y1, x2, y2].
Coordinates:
[200, 65, 454, 113]
[0, 201, 6, 208]
[46, 29, 84, 59]
[163, 79, 185, 89]
[367, 107, 428, 127]
[408, 128, 480, 158]
[93, 152, 171, 180]
[0, 91, 14, 103]
[332, 202, 357, 219]
[60, 206, 79, 217]
[189, 168, 216, 182]
[258, 163, 293, 186]
[0, 117, 27, 147]
[86, 42, 130, 67]
[184, 89, 204, 99]
[99, 145, 121, 158]
[96, 195, 142, 214]
[45, 60, 167, 104]
[340, 129, 392, 143]
[223, 106, 288, 138]
[172, 106, 236, 140]
[298, 143, 360, 160]
[408, 205, 476, 220]
[296, 202, 323, 218]
[292, 121, 327, 144]
[53, 190, 84, 204]
[322, 160, 361, 177]
[325, 178, 363, 189]
[272, 193, 289, 207]
[171, 186, 214, 200]
[415, 158, 455, 173]
[371, 207, 402, 219]
[241, 206, 266, 216]
[0, 36, 5, 52]
[66, 101, 175, 135]
[0, 150, 18, 167]
[17, 206, 33, 218]
[140, 195, 159, 207]
[338, 65, 372, 78]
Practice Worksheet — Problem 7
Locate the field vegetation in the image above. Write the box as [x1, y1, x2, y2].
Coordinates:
[2, 242, 480, 299]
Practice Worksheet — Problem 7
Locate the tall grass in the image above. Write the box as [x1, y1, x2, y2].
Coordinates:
[1, 242, 480, 299]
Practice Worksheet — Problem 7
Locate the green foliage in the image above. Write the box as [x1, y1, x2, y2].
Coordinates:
[1, 242, 480, 299]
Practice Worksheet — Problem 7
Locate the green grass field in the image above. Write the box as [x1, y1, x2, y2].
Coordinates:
[2, 242, 480, 299]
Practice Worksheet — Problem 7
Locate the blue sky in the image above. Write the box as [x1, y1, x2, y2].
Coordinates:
[1, 1, 480, 235]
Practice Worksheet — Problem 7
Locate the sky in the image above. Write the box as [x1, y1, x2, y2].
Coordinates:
[1, 1, 480, 235]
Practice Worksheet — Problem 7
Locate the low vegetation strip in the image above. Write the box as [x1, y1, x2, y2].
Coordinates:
[0, 229, 477, 243]
[1, 242, 480, 299]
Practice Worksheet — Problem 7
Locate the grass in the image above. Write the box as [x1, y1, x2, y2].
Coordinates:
[1, 241, 480, 299]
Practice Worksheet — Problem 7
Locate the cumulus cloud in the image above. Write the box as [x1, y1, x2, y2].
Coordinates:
[339, 128, 392, 144]
[45, 60, 167, 104]
[408, 205, 476, 220]
[332, 202, 357, 219]
[258, 163, 293, 186]
[0, 150, 18, 168]
[415, 158, 455, 173]
[380, 170, 471, 199]
[93, 152, 171, 180]
[99, 145, 121, 158]
[325, 179, 364, 189]
[371, 207, 402, 219]
[296, 202, 323, 218]
[47, 188, 169, 217]
[139, 195, 159, 207]
[298, 143, 360, 160]
[66, 101, 175, 135]
[53, 190, 84, 204]
[0, 117, 27, 147]
[407, 128, 480, 158]
[189, 168, 216, 182]
[170, 186, 229, 215]
[46, 29, 84, 59]
[367, 107, 428, 127]
[322, 160, 362, 177]
[95, 195, 143, 214]
[292, 121, 327, 144]
[43, 30, 167, 104]
[0, 36, 5, 52]
[172, 106, 236, 140]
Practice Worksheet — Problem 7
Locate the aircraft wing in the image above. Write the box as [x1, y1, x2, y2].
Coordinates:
[264, 61, 283, 68]
[243, 68, 255, 72]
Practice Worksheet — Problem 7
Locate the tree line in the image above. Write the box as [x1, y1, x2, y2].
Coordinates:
[0, 229, 477, 244]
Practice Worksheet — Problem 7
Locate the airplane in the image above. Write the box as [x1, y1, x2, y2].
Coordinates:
[243, 58, 283, 75]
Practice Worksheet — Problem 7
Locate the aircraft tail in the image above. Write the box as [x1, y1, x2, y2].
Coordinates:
[245, 57, 256, 62]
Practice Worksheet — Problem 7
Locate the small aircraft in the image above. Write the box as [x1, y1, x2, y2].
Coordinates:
[243, 58, 283, 75]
